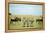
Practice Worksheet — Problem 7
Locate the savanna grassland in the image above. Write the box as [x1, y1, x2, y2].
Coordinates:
[8, 15, 43, 30]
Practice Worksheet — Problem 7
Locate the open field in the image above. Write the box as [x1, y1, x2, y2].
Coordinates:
[8, 15, 43, 30]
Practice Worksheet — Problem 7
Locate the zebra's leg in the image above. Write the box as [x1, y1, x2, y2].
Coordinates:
[23, 21, 25, 27]
[36, 21, 40, 24]
[30, 21, 33, 27]
[27, 22, 29, 27]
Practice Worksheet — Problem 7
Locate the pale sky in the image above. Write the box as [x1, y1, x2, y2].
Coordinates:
[9, 4, 42, 16]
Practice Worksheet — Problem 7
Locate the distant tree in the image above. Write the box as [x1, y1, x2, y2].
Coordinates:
[9, 13, 11, 15]
[8, 13, 12, 19]
[8, 13, 13, 24]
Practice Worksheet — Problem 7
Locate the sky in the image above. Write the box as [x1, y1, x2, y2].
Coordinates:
[9, 4, 42, 16]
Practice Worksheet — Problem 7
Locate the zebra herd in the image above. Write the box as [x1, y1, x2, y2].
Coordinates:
[9, 16, 43, 27]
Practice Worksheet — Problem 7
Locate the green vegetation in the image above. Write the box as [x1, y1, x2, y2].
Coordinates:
[8, 21, 43, 29]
